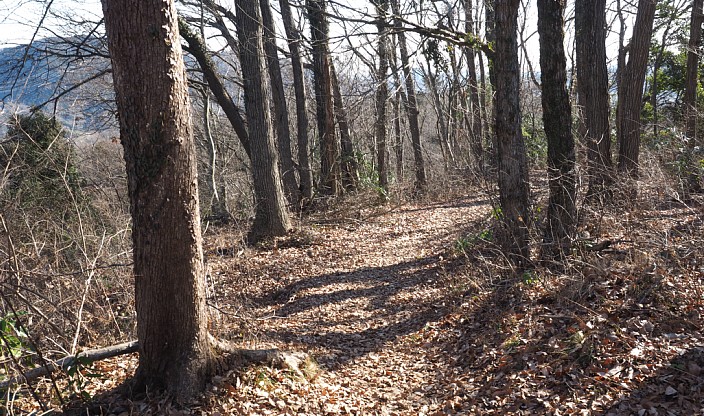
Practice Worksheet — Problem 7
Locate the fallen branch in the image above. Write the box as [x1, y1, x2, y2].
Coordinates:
[0, 341, 138, 391]
[1, 337, 314, 391]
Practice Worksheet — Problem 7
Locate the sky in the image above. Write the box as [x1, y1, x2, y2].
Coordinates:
[0, 0, 670, 88]
[0, 0, 102, 46]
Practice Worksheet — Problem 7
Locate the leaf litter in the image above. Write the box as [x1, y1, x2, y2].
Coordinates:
[22, 191, 704, 415]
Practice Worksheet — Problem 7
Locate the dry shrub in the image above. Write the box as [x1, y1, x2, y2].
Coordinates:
[1, 121, 134, 406]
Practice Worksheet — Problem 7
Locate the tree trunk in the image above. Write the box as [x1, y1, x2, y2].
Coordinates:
[235, 0, 292, 242]
[329, 59, 360, 191]
[394, 90, 404, 180]
[575, 0, 612, 198]
[538, 0, 576, 262]
[485, 0, 498, 165]
[374, 0, 390, 194]
[684, 0, 704, 192]
[389, 42, 405, 181]
[101, 0, 213, 398]
[616, 0, 657, 177]
[260, 0, 300, 206]
[464, 0, 484, 172]
[201, 90, 230, 222]
[391, 0, 427, 192]
[308, 0, 342, 196]
[494, 0, 531, 269]
[278, 0, 314, 201]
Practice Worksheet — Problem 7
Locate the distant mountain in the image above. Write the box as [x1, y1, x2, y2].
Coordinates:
[0, 37, 116, 132]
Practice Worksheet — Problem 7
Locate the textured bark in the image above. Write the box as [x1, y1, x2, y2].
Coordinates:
[329, 60, 359, 191]
[101, 0, 213, 397]
[684, 0, 704, 192]
[494, 0, 531, 268]
[279, 0, 313, 201]
[538, 0, 576, 261]
[616, 0, 657, 177]
[178, 19, 251, 159]
[464, 0, 484, 172]
[236, 0, 292, 242]
[374, 0, 390, 193]
[391, 0, 427, 192]
[575, 0, 612, 198]
[260, 0, 300, 205]
[308, 0, 342, 196]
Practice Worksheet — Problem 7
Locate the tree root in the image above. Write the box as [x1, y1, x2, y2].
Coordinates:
[208, 335, 315, 379]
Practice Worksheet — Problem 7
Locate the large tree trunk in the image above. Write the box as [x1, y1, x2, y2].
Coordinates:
[101, 0, 213, 398]
[374, 0, 390, 194]
[575, 0, 612, 199]
[684, 0, 704, 192]
[308, 0, 342, 196]
[279, 0, 314, 201]
[236, 0, 292, 242]
[538, 0, 576, 262]
[494, 0, 531, 269]
[329, 59, 360, 191]
[260, 0, 300, 206]
[616, 0, 657, 177]
[391, 0, 427, 192]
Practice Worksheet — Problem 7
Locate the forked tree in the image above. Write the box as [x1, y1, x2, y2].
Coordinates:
[101, 0, 213, 397]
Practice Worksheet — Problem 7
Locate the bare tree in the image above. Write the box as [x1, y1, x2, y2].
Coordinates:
[178, 19, 251, 159]
[101, 0, 213, 397]
[236, 0, 292, 242]
[684, 0, 704, 192]
[494, 0, 531, 268]
[260, 0, 300, 205]
[616, 0, 657, 178]
[308, 0, 342, 196]
[538, 0, 576, 262]
[575, 0, 612, 198]
[391, 0, 427, 192]
[374, 0, 390, 194]
[279, 0, 314, 201]
[329, 59, 360, 191]
[464, 0, 484, 172]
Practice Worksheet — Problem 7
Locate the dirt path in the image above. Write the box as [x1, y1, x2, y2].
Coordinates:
[208, 194, 490, 414]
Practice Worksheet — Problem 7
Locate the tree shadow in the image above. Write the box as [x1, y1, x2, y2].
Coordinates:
[250, 253, 453, 369]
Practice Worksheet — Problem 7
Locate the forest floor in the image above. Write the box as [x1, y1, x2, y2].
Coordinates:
[28, 186, 704, 415]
